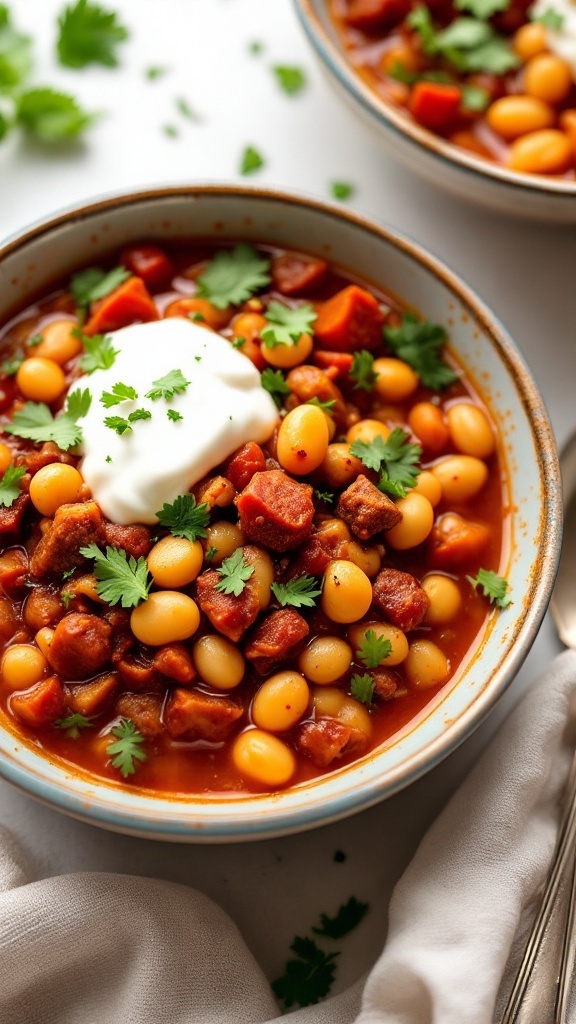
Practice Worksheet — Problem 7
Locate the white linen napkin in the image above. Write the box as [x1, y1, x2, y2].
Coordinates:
[1, 649, 575, 1024]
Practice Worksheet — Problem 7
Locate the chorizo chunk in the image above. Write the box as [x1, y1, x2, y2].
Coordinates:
[11, 675, 65, 728]
[116, 654, 160, 692]
[153, 643, 196, 684]
[236, 470, 314, 552]
[19, 441, 76, 476]
[0, 493, 30, 536]
[289, 529, 347, 578]
[297, 718, 369, 768]
[30, 501, 106, 577]
[271, 253, 328, 295]
[195, 569, 260, 642]
[370, 666, 401, 701]
[115, 693, 164, 737]
[372, 568, 430, 631]
[23, 585, 65, 631]
[164, 688, 243, 741]
[224, 442, 266, 492]
[48, 612, 112, 681]
[104, 522, 152, 559]
[0, 548, 29, 597]
[337, 475, 402, 540]
[244, 609, 310, 674]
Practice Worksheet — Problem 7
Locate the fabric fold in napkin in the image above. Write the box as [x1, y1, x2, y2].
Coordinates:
[1, 649, 576, 1024]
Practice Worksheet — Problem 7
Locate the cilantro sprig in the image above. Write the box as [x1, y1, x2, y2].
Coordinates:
[350, 673, 375, 706]
[272, 65, 307, 95]
[57, 0, 129, 69]
[272, 937, 339, 1009]
[467, 568, 511, 608]
[78, 332, 119, 373]
[155, 493, 210, 542]
[260, 367, 290, 407]
[71, 266, 130, 310]
[196, 244, 271, 310]
[55, 712, 95, 738]
[384, 313, 459, 391]
[106, 718, 147, 778]
[215, 549, 254, 597]
[79, 543, 151, 607]
[145, 369, 190, 401]
[3, 387, 92, 450]
[312, 897, 369, 939]
[261, 301, 317, 348]
[350, 427, 422, 498]
[100, 382, 138, 407]
[357, 629, 392, 669]
[271, 575, 322, 609]
[0, 463, 25, 507]
[350, 350, 377, 392]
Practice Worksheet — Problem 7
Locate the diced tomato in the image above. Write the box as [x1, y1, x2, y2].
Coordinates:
[344, 0, 410, 31]
[271, 254, 328, 295]
[428, 513, 489, 570]
[409, 82, 463, 133]
[119, 244, 174, 290]
[83, 276, 159, 335]
[314, 286, 384, 352]
[312, 350, 354, 378]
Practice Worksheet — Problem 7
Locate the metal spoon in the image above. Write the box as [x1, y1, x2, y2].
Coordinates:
[499, 430, 576, 1024]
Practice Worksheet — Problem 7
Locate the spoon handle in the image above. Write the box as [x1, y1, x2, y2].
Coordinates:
[554, 850, 576, 1022]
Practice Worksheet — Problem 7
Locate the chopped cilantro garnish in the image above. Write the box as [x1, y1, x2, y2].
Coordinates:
[408, 6, 519, 74]
[1, 357, 22, 376]
[215, 548, 255, 597]
[128, 408, 151, 423]
[240, 144, 265, 175]
[104, 415, 132, 435]
[461, 84, 490, 111]
[314, 487, 336, 506]
[100, 382, 138, 407]
[78, 332, 119, 373]
[145, 368, 190, 401]
[357, 629, 392, 668]
[70, 265, 130, 310]
[196, 244, 271, 309]
[163, 123, 178, 137]
[80, 543, 151, 608]
[312, 897, 369, 939]
[175, 95, 200, 121]
[167, 409, 183, 423]
[261, 301, 317, 348]
[272, 936, 339, 1009]
[4, 387, 92, 450]
[0, 464, 25, 507]
[57, 0, 129, 68]
[55, 712, 94, 738]
[384, 313, 459, 391]
[27, 334, 43, 347]
[0, 5, 33, 90]
[272, 64, 307, 95]
[350, 672, 375, 705]
[467, 568, 511, 607]
[308, 396, 336, 412]
[260, 367, 290, 407]
[231, 335, 245, 348]
[271, 575, 322, 609]
[205, 545, 218, 562]
[16, 88, 96, 141]
[145, 64, 169, 80]
[350, 350, 377, 392]
[61, 590, 74, 609]
[330, 181, 354, 201]
[155, 493, 210, 542]
[106, 718, 147, 778]
[248, 40, 264, 55]
[350, 427, 422, 498]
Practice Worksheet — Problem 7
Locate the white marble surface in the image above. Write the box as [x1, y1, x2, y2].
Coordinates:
[0, 0, 575, 999]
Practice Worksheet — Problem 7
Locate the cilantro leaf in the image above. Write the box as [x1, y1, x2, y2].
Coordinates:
[260, 367, 290, 407]
[0, 5, 33, 90]
[308, 396, 336, 412]
[272, 936, 339, 1009]
[100, 382, 138, 408]
[384, 313, 458, 391]
[167, 409, 183, 423]
[79, 543, 151, 607]
[261, 301, 317, 348]
[128, 408, 151, 423]
[215, 548, 255, 597]
[196, 244, 271, 310]
[55, 712, 95, 738]
[531, 7, 564, 29]
[314, 487, 336, 506]
[350, 350, 377, 392]
[4, 387, 92, 450]
[271, 575, 322, 609]
[312, 897, 369, 939]
[0, 464, 25, 507]
[145, 64, 169, 80]
[350, 673, 375, 705]
[16, 88, 96, 141]
[272, 65, 307, 95]
[454, 0, 509, 17]
[155, 493, 210, 541]
[240, 144, 265, 175]
[104, 415, 132, 435]
[350, 428, 421, 497]
[57, 0, 129, 68]
[145, 369, 190, 401]
[1, 357, 22, 376]
[71, 266, 130, 309]
[357, 629, 392, 669]
[175, 96, 200, 121]
[467, 568, 511, 607]
[78, 332, 119, 373]
[106, 718, 147, 778]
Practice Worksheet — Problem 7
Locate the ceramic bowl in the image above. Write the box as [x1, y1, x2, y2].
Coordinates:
[0, 185, 562, 841]
[293, 0, 576, 223]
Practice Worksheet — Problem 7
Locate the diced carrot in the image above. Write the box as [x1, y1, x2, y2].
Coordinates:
[312, 350, 354, 378]
[345, 0, 410, 31]
[10, 675, 65, 728]
[409, 82, 463, 132]
[119, 244, 174, 289]
[83, 276, 159, 335]
[314, 286, 385, 352]
[164, 296, 231, 330]
[271, 254, 328, 296]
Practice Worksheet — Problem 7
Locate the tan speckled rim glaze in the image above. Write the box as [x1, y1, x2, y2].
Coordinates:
[0, 185, 563, 842]
[294, 0, 576, 204]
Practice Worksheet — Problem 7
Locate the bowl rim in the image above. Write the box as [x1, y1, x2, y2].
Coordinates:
[293, 0, 576, 199]
[0, 182, 563, 841]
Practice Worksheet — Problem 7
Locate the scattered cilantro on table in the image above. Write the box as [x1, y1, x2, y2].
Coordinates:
[196, 244, 271, 309]
[175, 95, 201, 122]
[56, 0, 129, 68]
[350, 427, 422, 498]
[106, 718, 147, 777]
[357, 628, 392, 668]
[240, 144, 265, 175]
[0, 464, 25, 507]
[271, 575, 322, 609]
[155, 493, 210, 542]
[272, 64, 307, 95]
[350, 350, 377, 392]
[384, 312, 459, 391]
[145, 64, 169, 81]
[79, 544, 151, 607]
[78, 333, 119, 373]
[71, 266, 130, 310]
[248, 40, 264, 56]
[312, 896, 370, 939]
[467, 568, 511, 607]
[145, 369, 190, 401]
[260, 367, 290, 407]
[55, 712, 95, 738]
[215, 549, 255, 597]
[3, 387, 92, 450]
[261, 301, 317, 348]
[330, 181, 354, 202]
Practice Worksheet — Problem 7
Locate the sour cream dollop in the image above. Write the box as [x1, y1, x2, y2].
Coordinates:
[529, 0, 576, 77]
[73, 318, 279, 524]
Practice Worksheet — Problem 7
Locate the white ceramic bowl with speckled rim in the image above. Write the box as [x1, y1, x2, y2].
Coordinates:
[0, 185, 562, 842]
[293, 0, 576, 223]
